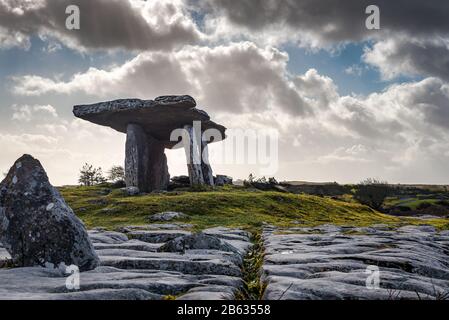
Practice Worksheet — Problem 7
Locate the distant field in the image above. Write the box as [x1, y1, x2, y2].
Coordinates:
[385, 197, 441, 210]
[59, 185, 449, 232]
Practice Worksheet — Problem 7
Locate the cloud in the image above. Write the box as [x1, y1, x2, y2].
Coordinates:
[6, 38, 449, 183]
[3, 0, 449, 85]
[12, 41, 449, 138]
[0, 0, 201, 51]
[363, 37, 449, 81]
[194, 0, 449, 46]
[11, 104, 58, 121]
[12, 42, 311, 116]
[0, 25, 31, 49]
[344, 64, 364, 76]
[0, 116, 125, 186]
[194, 0, 449, 83]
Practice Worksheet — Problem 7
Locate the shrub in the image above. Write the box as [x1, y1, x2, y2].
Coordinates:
[78, 163, 107, 186]
[107, 165, 125, 183]
[354, 178, 392, 211]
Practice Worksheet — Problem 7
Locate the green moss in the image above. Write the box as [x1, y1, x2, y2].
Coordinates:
[236, 232, 267, 300]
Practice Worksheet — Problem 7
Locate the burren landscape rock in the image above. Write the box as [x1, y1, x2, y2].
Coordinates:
[261, 225, 449, 300]
[150, 211, 189, 222]
[0, 225, 252, 300]
[214, 175, 233, 186]
[119, 186, 140, 196]
[0, 155, 99, 271]
[159, 233, 240, 254]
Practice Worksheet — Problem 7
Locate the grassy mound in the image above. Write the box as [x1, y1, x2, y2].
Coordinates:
[59, 185, 449, 232]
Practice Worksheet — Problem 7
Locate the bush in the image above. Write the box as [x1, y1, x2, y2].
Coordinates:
[108, 165, 125, 183]
[354, 178, 392, 211]
[244, 174, 278, 187]
[78, 163, 107, 186]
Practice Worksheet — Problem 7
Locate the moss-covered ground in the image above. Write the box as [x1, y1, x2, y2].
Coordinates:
[59, 185, 449, 233]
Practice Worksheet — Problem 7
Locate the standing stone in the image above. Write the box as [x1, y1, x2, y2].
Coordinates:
[0, 155, 99, 271]
[125, 123, 170, 193]
[184, 125, 204, 186]
[201, 138, 214, 186]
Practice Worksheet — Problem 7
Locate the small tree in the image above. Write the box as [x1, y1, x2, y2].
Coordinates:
[78, 163, 106, 186]
[244, 173, 255, 187]
[354, 178, 391, 211]
[107, 165, 125, 182]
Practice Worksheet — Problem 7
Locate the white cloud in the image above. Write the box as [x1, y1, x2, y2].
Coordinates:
[11, 104, 57, 122]
[344, 65, 364, 77]
[0, 115, 125, 186]
[363, 37, 449, 81]
[12, 42, 310, 116]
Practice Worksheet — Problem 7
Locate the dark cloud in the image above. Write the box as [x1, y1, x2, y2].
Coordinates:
[364, 37, 449, 81]
[195, 0, 449, 43]
[193, 0, 449, 81]
[0, 0, 200, 51]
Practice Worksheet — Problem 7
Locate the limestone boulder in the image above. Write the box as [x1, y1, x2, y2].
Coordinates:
[150, 211, 189, 222]
[158, 233, 240, 254]
[215, 175, 233, 186]
[119, 186, 140, 196]
[0, 155, 99, 271]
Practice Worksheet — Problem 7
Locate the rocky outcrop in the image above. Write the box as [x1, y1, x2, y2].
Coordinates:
[0, 224, 252, 300]
[215, 175, 233, 186]
[158, 233, 240, 254]
[149, 211, 189, 222]
[262, 225, 449, 300]
[0, 155, 99, 271]
[119, 186, 140, 196]
[169, 175, 191, 190]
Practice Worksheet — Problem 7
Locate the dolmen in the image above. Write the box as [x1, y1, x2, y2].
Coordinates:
[73, 96, 226, 193]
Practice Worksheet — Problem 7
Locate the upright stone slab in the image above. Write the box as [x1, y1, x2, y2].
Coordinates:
[125, 124, 169, 193]
[201, 138, 214, 186]
[0, 155, 99, 271]
[184, 125, 204, 186]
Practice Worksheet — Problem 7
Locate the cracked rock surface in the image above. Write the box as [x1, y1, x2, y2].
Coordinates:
[0, 224, 251, 300]
[262, 224, 449, 300]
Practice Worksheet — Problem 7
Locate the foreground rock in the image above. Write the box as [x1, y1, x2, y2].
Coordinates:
[0, 244, 11, 268]
[0, 224, 252, 300]
[262, 225, 449, 300]
[0, 155, 99, 271]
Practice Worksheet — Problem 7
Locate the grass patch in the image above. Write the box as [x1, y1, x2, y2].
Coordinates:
[236, 232, 267, 300]
[385, 197, 441, 210]
[59, 185, 449, 231]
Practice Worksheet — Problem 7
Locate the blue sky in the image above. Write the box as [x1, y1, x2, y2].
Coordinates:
[1, 0, 449, 185]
